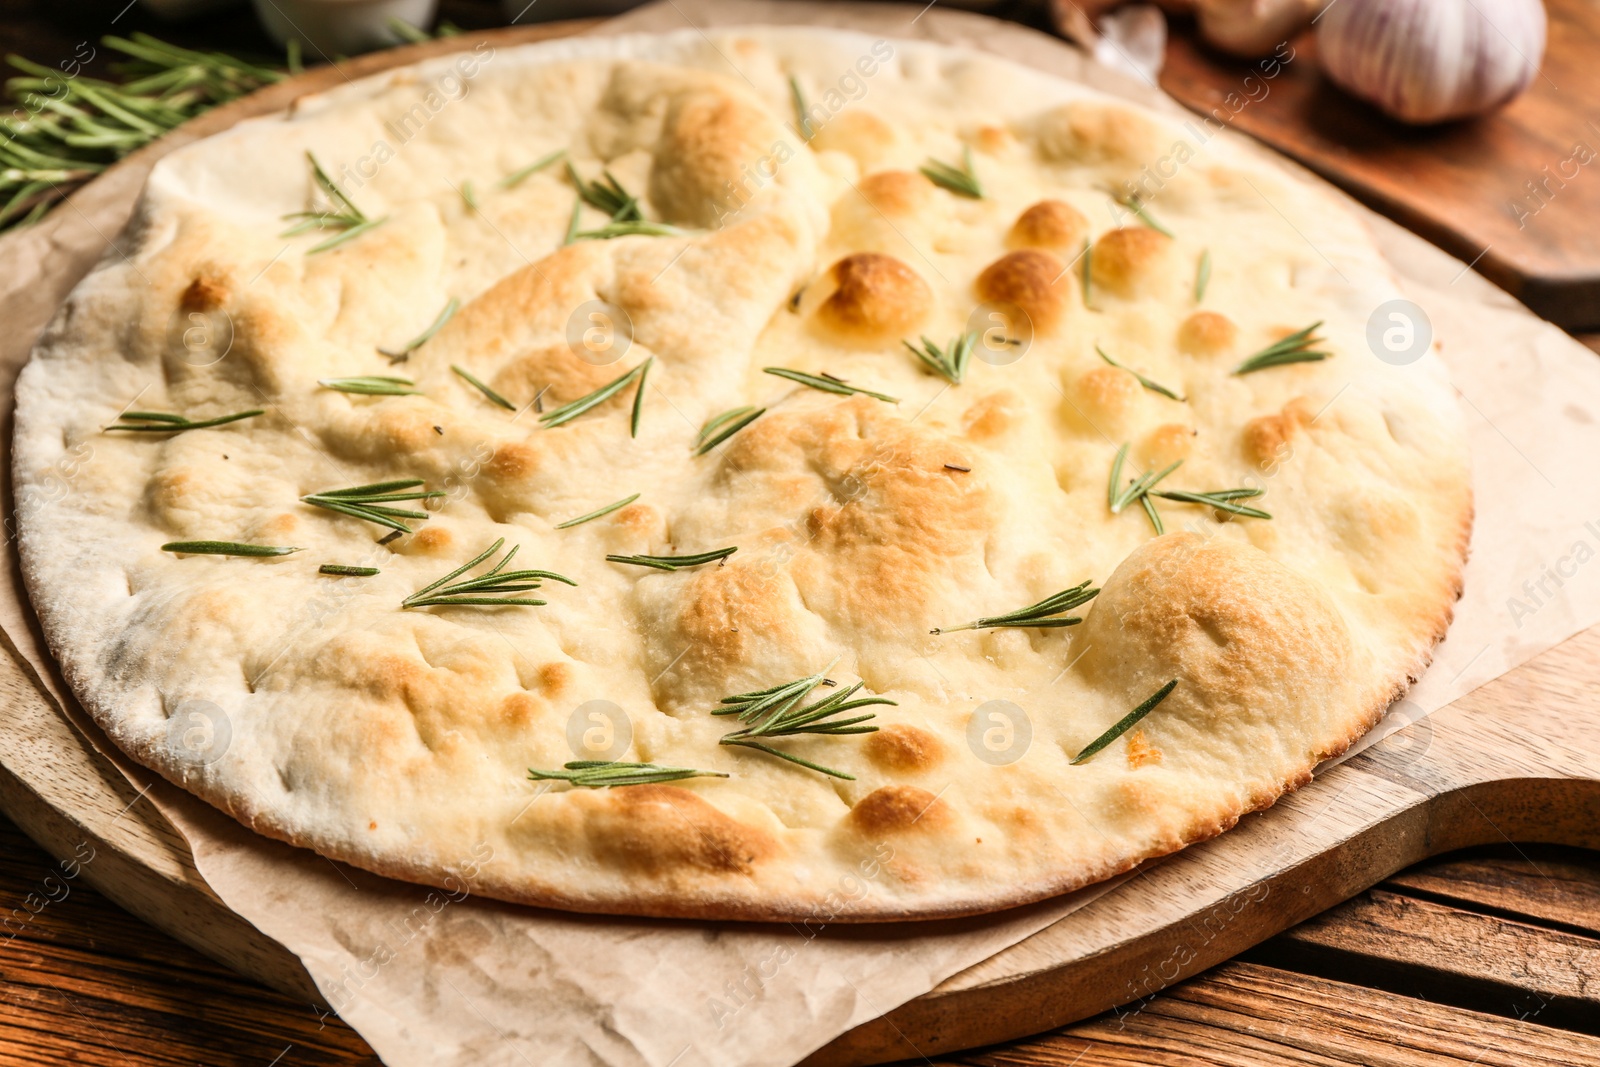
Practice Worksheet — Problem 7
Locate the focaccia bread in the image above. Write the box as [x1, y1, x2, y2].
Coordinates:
[13, 28, 1471, 920]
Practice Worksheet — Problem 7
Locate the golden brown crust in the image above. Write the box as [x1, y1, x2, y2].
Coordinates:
[975, 249, 1072, 334]
[1008, 199, 1089, 252]
[813, 252, 933, 344]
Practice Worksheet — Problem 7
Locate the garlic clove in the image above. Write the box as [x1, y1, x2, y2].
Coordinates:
[1195, 0, 1318, 58]
[1318, 0, 1547, 125]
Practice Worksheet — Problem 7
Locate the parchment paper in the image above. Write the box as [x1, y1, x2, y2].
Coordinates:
[4, 3, 1600, 1066]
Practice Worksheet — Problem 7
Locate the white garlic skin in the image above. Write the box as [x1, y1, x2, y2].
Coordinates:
[1318, 0, 1547, 124]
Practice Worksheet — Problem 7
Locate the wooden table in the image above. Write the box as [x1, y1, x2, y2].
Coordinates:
[4, 2, 1600, 1065]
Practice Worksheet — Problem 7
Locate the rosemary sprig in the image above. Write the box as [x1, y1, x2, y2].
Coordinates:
[695, 405, 765, 455]
[904, 332, 976, 385]
[501, 148, 564, 188]
[789, 75, 813, 141]
[319, 375, 420, 396]
[538, 358, 652, 431]
[932, 580, 1100, 634]
[1233, 322, 1331, 375]
[573, 219, 682, 241]
[1072, 680, 1178, 765]
[162, 540, 300, 556]
[319, 564, 379, 576]
[1195, 249, 1212, 302]
[920, 146, 982, 199]
[1151, 488, 1272, 520]
[379, 297, 458, 361]
[1108, 443, 1182, 535]
[528, 760, 728, 788]
[1096, 346, 1185, 402]
[564, 160, 641, 221]
[1116, 193, 1173, 238]
[452, 364, 514, 410]
[403, 537, 575, 609]
[281, 151, 387, 253]
[1, 34, 282, 232]
[106, 409, 262, 433]
[763, 367, 898, 404]
[555, 493, 639, 529]
[301, 478, 445, 534]
[715, 667, 893, 780]
[605, 547, 736, 571]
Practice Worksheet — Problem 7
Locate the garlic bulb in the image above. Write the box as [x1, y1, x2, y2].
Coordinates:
[1196, 0, 1320, 58]
[1318, 0, 1547, 124]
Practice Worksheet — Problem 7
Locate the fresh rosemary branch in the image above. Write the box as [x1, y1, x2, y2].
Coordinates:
[319, 564, 379, 576]
[281, 151, 387, 253]
[1072, 679, 1178, 765]
[1151, 488, 1272, 520]
[1108, 443, 1182, 535]
[932, 580, 1100, 634]
[379, 297, 457, 361]
[565, 160, 641, 221]
[301, 479, 445, 534]
[1096, 346, 1185, 402]
[1195, 249, 1212, 302]
[403, 537, 575, 609]
[452, 364, 514, 410]
[1, 34, 283, 231]
[920, 146, 982, 199]
[555, 493, 639, 529]
[763, 367, 898, 404]
[162, 540, 299, 556]
[1116, 193, 1173, 238]
[1233, 322, 1330, 375]
[501, 148, 564, 188]
[695, 405, 765, 455]
[528, 760, 728, 788]
[714, 667, 893, 780]
[905, 333, 976, 385]
[106, 409, 262, 433]
[319, 375, 420, 396]
[789, 75, 813, 141]
[605, 547, 736, 571]
[538, 359, 652, 431]
[573, 219, 682, 241]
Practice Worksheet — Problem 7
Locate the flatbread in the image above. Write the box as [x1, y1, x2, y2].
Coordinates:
[13, 28, 1470, 921]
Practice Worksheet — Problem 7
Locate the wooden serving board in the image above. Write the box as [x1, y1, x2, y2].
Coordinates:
[1160, 0, 1600, 330]
[1, 11, 1599, 1067]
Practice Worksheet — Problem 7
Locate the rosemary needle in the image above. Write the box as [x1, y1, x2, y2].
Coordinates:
[1097, 346, 1185, 402]
[319, 376, 420, 396]
[162, 541, 300, 557]
[501, 148, 565, 188]
[539, 358, 652, 430]
[302, 479, 445, 534]
[555, 493, 639, 529]
[629, 357, 650, 438]
[403, 537, 575, 609]
[1108, 444, 1182, 534]
[1117, 194, 1173, 238]
[1195, 249, 1212, 303]
[606, 547, 736, 571]
[461, 180, 479, 211]
[106, 409, 262, 433]
[1072, 680, 1178, 765]
[452, 364, 515, 410]
[1233, 322, 1331, 375]
[319, 564, 379, 576]
[905, 333, 976, 385]
[528, 760, 728, 788]
[380, 297, 458, 361]
[1080, 238, 1094, 309]
[1151, 488, 1272, 520]
[695, 406, 765, 455]
[764, 367, 898, 404]
[789, 75, 813, 141]
[565, 160, 641, 221]
[933, 581, 1100, 634]
[715, 666, 893, 780]
[920, 145, 983, 199]
[573, 220, 682, 241]
[563, 197, 582, 246]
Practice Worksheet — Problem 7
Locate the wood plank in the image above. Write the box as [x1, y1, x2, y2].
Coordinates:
[946, 961, 1600, 1067]
[1251, 887, 1600, 1031]
[1159, 0, 1600, 329]
[1384, 846, 1600, 938]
